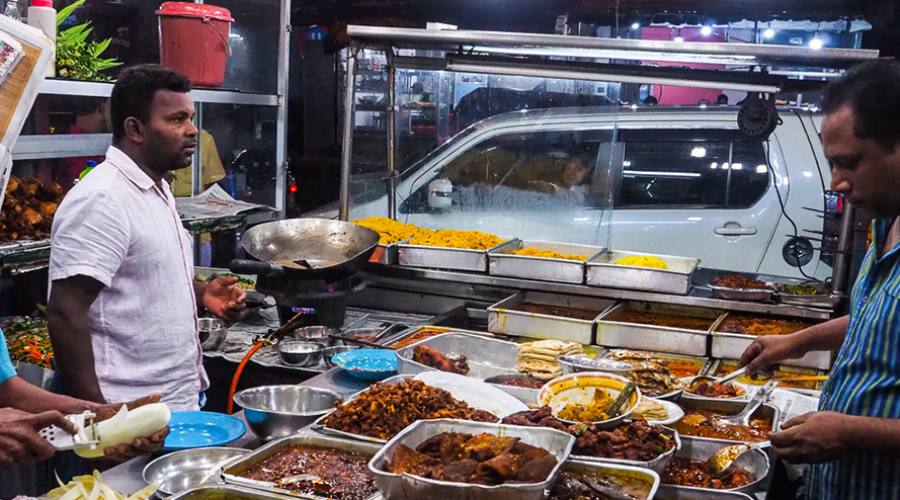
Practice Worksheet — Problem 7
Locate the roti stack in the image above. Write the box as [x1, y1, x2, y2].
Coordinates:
[516, 339, 583, 380]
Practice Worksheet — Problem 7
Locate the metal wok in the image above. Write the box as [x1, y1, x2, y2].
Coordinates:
[229, 218, 378, 282]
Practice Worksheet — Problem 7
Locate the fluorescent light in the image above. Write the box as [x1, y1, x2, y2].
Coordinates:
[631, 22, 640, 30]
[732, 163, 743, 170]
[756, 164, 767, 173]
[673, 36, 685, 43]
[690, 146, 707, 158]
[809, 38, 824, 50]
[623, 170, 702, 178]
[763, 28, 776, 39]
[710, 162, 718, 169]
[701, 26, 713, 37]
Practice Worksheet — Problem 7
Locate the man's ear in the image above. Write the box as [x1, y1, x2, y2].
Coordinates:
[123, 116, 145, 145]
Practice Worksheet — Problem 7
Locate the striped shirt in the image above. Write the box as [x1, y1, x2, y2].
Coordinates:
[807, 217, 900, 499]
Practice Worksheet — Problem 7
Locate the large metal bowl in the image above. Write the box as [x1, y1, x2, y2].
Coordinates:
[289, 325, 340, 346]
[233, 385, 342, 441]
[142, 447, 250, 496]
[276, 340, 324, 366]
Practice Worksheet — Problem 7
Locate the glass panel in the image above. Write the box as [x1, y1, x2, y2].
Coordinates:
[729, 140, 770, 208]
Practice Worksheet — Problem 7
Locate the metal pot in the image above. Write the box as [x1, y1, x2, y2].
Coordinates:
[198, 318, 226, 351]
[276, 340, 324, 367]
[233, 385, 342, 440]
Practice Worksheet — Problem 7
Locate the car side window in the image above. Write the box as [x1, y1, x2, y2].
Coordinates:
[728, 140, 770, 208]
[618, 135, 730, 208]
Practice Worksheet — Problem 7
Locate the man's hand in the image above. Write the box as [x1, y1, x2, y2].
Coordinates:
[90, 394, 169, 462]
[739, 333, 805, 375]
[769, 411, 850, 463]
[0, 408, 76, 466]
[201, 276, 246, 320]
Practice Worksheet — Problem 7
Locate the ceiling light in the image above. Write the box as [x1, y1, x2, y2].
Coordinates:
[710, 162, 718, 169]
[731, 163, 743, 170]
[763, 28, 776, 40]
[673, 36, 685, 43]
[631, 22, 640, 31]
[700, 26, 713, 37]
[756, 164, 767, 173]
[690, 146, 707, 158]
[809, 38, 824, 50]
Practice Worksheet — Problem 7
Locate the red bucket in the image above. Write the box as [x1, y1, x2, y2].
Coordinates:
[156, 2, 234, 87]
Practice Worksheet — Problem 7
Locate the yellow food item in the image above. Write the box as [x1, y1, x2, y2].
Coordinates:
[410, 229, 503, 250]
[514, 247, 589, 261]
[47, 470, 157, 499]
[558, 388, 614, 422]
[353, 217, 422, 244]
[633, 397, 669, 421]
[614, 255, 669, 269]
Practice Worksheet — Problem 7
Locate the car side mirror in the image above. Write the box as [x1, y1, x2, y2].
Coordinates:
[428, 178, 453, 210]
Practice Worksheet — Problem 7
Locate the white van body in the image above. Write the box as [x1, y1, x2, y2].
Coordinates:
[341, 107, 832, 279]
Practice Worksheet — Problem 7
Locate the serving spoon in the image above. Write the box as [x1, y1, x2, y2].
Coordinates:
[705, 441, 770, 475]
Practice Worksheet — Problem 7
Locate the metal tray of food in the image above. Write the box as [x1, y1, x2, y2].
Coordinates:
[775, 281, 840, 308]
[222, 433, 383, 500]
[571, 425, 681, 475]
[675, 398, 780, 447]
[656, 489, 754, 500]
[310, 374, 412, 444]
[586, 250, 699, 295]
[368, 418, 575, 500]
[711, 313, 831, 370]
[707, 284, 774, 302]
[398, 238, 512, 273]
[487, 291, 616, 344]
[171, 485, 299, 499]
[597, 349, 713, 400]
[594, 302, 724, 356]
[394, 332, 538, 404]
[383, 325, 496, 350]
[659, 437, 770, 494]
[709, 359, 825, 396]
[553, 459, 661, 500]
[488, 240, 604, 284]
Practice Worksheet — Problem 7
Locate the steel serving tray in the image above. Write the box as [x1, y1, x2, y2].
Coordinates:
[598, 349, 713, 400]
[554, 459, 660, 499]
[398, 238, 512, 273]
[170, 485, 299, 499]
[659, 437, 770, 494]
[675, 398, 780, 447]
[368, 418, 574, 500]
[594, 302, 724, 357]
[570, 425, 681, 475]
[586, 250, 699, 295]
[394, 332, 538, 404]
[711, 313, 831, 370]
[488, 240, 604, 284]
[221, 433, 383, 499]
[310, 374, 412, 444]
[707, 284, 774, 302]
[487, 291, 617, 344]
[708, 359, 824, 396]
[383, 325, 496, 350]
[656, 489, 754, 500]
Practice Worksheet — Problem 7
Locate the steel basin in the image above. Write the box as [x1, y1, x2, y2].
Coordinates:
[233, 385, 342, 441]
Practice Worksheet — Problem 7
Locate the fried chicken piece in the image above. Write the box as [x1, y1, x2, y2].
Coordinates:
[21, 208, 42, 227]
[37, 201, 58, 218]
[389, 444, 439, 478]
[6, 176, 19, 194]
[463, 434, 519, 462]
[413, 345, 470, 375]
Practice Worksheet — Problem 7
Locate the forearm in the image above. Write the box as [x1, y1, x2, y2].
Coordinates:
[844, 415, 900, 456]
[793, 315, 848, 355]
[47, 305, 105, 403]
[0, 376, 93, 414]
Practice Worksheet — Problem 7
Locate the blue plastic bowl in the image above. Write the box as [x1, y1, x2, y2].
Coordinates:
[163, 411, 246, 451]
[332, 348, 398, 381]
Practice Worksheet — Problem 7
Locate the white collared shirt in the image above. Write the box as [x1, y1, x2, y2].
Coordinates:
[50, 146, 207, 411]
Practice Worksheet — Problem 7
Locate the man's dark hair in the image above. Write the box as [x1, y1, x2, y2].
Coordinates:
[822, 60, 900, 151]
[71, 96, 105, 117]
[110, 64, 191, 142]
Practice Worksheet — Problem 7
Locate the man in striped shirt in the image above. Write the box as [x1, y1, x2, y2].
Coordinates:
[741, 60, 900, 499]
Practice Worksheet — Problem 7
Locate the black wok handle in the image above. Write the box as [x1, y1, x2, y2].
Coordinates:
[229, 259, 284, 277]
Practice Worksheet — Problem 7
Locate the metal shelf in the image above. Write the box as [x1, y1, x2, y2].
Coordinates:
[12, 133, 110, 160]
[39, 79, 280, 107]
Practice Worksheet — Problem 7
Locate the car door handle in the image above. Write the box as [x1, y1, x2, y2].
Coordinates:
[715, 226, 758, 236]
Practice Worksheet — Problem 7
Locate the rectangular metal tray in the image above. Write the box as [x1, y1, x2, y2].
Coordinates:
[675, 398, 780, 446]
[398, 238, 511, 272]
[555, 459, 661, 499]
[368, 418, 574, 500]
[570, 425, 681, 475]
[656, 489, 754, 500]
[171, 486, 299, 499]
[382, 325, 495, 349]
[487, 291, 617, 344]
[600, 349, 713, 379]
[221, 433, 383, 500]
[594, 302, 724, 356]
[709, 358, 824, 395]
[310, 374, 412, 444]
[488, 240, 604, 284]
[659, 437, 770, 494]
[394, 332, 538, 405]
[711, 313, 831, 370]
[586, 249, 699, 295]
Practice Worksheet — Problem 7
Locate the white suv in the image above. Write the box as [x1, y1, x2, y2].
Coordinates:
[343, 106, 835, 279]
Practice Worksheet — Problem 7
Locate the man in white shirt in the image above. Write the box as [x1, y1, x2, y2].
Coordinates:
[48, 65, 246, 411]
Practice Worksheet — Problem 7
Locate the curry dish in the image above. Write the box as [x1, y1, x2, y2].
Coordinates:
[389, 327, 449, 350]
[321, 379, 497, 440]
[387, 432, 558, 486]
[711, 274, 769, 290]
[549, 469, 653, 499]
[515, 302, 602, 321]
[673, 410, 771, 442]
[662, 457, 755, 490]
[558, 388, 614, 422]
[238, 444, 377, 500]
[714, 360, 821, 390]
[606, 350, 686, 397]
[615, 310, 714, 331]
[717, 313, 816, 337]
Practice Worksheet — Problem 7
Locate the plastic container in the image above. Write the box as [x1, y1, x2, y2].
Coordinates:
[26, 0, 55, 76]
[156, 2, 233, 87]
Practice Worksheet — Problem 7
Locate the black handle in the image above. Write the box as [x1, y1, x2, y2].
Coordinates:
[244, 291, 275, 309]
[229, 259, 284, 277]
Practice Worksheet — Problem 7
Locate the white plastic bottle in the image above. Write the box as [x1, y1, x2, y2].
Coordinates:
[26, 0, 55, 76]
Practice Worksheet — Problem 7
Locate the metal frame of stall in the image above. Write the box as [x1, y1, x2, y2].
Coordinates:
[336, 25, 877, 301]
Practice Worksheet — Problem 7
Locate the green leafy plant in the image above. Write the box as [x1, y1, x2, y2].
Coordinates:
[54, 0, 121, 81]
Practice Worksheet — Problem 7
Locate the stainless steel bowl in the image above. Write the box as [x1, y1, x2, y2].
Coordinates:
[290, 325, 340, 345]
[233, 385, 342, 441]
[142, 447, 249, 496]
[276, 340, 324, 366]
[198, 318, 226, 351]
[322, 345, 359, 368]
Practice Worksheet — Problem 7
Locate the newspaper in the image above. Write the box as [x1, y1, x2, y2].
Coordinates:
[769, 388, 820, 428]
[175, 184, 274, 222]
